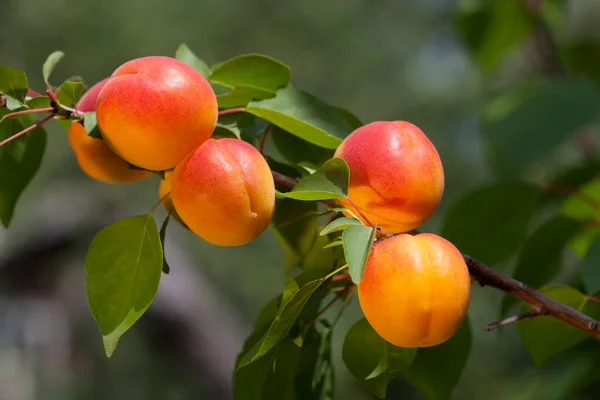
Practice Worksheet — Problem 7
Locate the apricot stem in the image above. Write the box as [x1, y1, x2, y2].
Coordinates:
[586, 295, 600, 305]
[27, 88, 43, 97]
[324, 264, 348, 281]
[1, 107, 54, 120]
[218, 107, 245, 116]
[150, 192, 171, 215]
[0, 113, 55, 148]
[484, 309, 547, 332]
[46, 89, 60, 105]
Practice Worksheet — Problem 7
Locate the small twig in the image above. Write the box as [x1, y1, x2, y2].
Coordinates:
[149, 192, 171, 215]
[0, 113, 55, 148]
[259, 125, 272, 155]
[1, 107, 54, 120]
[46, 89, 60, 105]
[333, 285, 355, 325]
[484, 309, 547, 332]
[332, 273, 351, 282]
[272, 171, 299, 192]
[586, 295, 600, 305]
[218, 107, 245, 117]
[347, 197, 375, 227]
[27, 88, 43, 97]
[307, 287, 348, 328]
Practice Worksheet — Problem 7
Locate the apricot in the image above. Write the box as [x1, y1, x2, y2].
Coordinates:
[334, 121, 444, 233]
[68, 79, 153, 183]
[96, 56, 218, 171]
[171, 138, 275, 246]
[358, 233, 470, 348]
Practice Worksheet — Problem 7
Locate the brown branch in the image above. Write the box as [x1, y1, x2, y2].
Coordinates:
[465, 254, 600, 340]
[0, 113, 55, 147]
[271, 172, 600, 341]
[484, 309, 547, 332]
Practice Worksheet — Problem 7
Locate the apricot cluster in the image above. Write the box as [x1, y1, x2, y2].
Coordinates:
[334, 121, 471, 347]
[68, 56, 275, 247]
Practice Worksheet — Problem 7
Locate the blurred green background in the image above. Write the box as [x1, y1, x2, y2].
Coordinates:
[1, 0, 600, 399]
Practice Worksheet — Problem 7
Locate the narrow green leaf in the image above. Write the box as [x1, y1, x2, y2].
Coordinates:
[323, 240, 343, 249]
[278, 158, 349, 201]
[0, 65, 28, 105]
[342, 318, 417, 399]
[85, 215, 163, 357]
[246, 86, 353, 149]
[217, 85, 273, 108]
[442, 181, 542, 265]
[42, 51, 65, 84]
[261, 339, 302, 400]
[342, 224, 376, 284]
[159, 213, 171, 274]
[83, 112, 102, 138]
[501, 216, 583, 316]
[581, 236, 600, 295]
[210, 54, 290, 94]
[517, 285, 593, 366]
[0, 110, 47, 227]
[271, 126, 335, 171]
[406, 316, 472, 400]
[295, 322, 335, 400]
[56, 81, 84, 106]
[175, 43, 211, 78]
[238, 277, 327, 367]
[320, 217, 362, 236]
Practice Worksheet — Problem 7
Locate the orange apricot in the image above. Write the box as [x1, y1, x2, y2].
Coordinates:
[68, 78, 153, 183]
[96, 56, 218, 171]
[334, 121, 444, 233]
[358, 233, 470, 348]
[171, 138, 275, 246]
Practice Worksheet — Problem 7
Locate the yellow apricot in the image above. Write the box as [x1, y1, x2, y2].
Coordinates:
[358, 233, 470, 347]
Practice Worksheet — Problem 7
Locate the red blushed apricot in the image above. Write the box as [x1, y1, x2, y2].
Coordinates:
[96, 56, 218, 171]
[171, 138, 275, 246]
[68, 122, 153, 183]
[358, 233, 470, 348]
[334, 121, 444, 233]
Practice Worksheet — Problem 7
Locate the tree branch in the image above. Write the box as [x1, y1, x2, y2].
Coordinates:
[270, 171, 600, 341]
[484, 309, 547, 332]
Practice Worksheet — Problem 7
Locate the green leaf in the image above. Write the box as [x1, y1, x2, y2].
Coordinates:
[562, 179, 600, 222]
[56, 81, 84, 106]
[271, 126, 335, 170]
[295, 322, 335, 400]
[210, 54, 290, 94]
[483, 78, 600, 176]
[261, 339, 302, 400]
[246, 87, 353, 149]
[0, 65, 28, 106]
[456, 0, 533, 71]
[517, 285, 596, 366]
[0, 110, 47, 227]
[442, 181, 542, 265]
[83, 112, 102, 139]
[343, 224, 376, 284]
[334, 106, 363, 129]
[406, 316, 472, 400]
[580, 236, 600, 295]
[278, 158, 349, 201]
[320, 217, 363, 236]
[501, 216, 583, 316]
[26, 96, 51, 109]
[342, 318, 417, 399]
[217, 85, 273, 108]
[213, 124, 241, 140]
[84, 215, 163, 357]
[175, 43, 211, 77]
[238, 277, 328, 368]
[159, 214, 171, 275]
[42, 50, 65, 84]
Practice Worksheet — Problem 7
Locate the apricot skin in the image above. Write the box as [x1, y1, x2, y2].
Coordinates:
[334, 121, 444, 233]
[358, 233, 470, 348]
[96, 56, 218, 171]
[171, 138, 275, 246]
[68, 79, 153, 183]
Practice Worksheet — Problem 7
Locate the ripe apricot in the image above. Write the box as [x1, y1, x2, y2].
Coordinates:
[96, 56, 218, 171]
[171, 138, 275, 246]
[358, 233, 470, 348]
[334, 121, 444, 233]
[68, 79, 153, 183]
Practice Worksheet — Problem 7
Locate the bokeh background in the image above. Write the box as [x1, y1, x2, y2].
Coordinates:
[1, 0, 600, 399]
